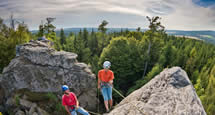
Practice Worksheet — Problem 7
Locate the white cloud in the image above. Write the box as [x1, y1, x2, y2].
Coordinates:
[0, 0, 214, 30]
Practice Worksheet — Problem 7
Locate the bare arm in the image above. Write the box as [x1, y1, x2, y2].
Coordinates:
[64, 106, 71, 115]
[109, 72, 114, 85]
[74, 94, 79, 109]
[98, 78, 101, 89]
[76, 97, 79, 107]
[76, 100, 79, 108]
[109, 80, 113, 84]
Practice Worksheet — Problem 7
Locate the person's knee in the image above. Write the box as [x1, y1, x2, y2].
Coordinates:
[104, 97, 108, 101]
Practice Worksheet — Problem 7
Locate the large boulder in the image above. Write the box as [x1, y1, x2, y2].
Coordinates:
[108, 67, 206, 115]
[0, 40, 97, 113]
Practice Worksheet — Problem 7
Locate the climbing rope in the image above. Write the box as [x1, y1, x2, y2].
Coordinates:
[89, 87, 147, 115]
[97, 89, 100, 113]
[87, 110, 102, 115]
[84, 87, 147, 115]
[112, 87, 147, 115]
[84, 89, 101, 115]
[112, 87, 126, 98]
[84, 80, 147, 115]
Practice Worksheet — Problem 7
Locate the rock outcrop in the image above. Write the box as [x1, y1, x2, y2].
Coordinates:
[108, 67, 206, 115]
[0, 40, 97, 114]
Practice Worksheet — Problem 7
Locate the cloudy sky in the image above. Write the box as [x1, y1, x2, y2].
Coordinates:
[0, 0, 215, 30]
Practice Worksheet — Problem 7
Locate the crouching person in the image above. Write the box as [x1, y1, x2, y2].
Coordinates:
[62, 85, 89, 115]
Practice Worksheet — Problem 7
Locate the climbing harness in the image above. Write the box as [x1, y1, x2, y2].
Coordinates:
[100, 81, 113, 88]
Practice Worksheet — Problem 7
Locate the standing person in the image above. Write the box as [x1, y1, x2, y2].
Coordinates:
[62, 85, 89, 115]
[98, 61, 114, 113]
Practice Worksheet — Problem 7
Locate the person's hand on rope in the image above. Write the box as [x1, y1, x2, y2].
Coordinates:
[75, 105, 79, 110]
[109, 80, 114, 87]
[109, 80, 113, 84]
[75, 102, 79, 110]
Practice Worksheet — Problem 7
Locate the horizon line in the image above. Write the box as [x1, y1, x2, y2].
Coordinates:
[30, 27, 215, 32]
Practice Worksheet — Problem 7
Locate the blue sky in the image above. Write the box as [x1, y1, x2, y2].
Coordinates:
[0, 0, 215, 30]
[194, 0, 215, 7]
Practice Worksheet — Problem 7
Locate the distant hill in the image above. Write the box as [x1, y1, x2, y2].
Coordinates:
[166, 30, 215, 44]
[31, 28, 215, 44]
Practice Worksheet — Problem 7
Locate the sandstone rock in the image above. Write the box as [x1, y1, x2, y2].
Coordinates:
[108, 67, 206, 115]
[37, 107, 49, 115]
[29, 103, 37, 115]
[0, 40, 97, 111]
[19, 99, 33, 109]
[6, 97, 16, 107]
[15, 110, 25, 115]
[32, 112, 38, 115]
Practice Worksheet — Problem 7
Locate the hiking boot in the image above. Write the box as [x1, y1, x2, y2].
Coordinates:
[106, 109, 110, 113]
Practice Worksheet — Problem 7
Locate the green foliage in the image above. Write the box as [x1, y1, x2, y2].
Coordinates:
[44, 18, 56, 34]
[46, 93, 58, 102]
[126, 31, 143, 40]
[90, 55, 99, 73]
[55, 102, 66, 112]
[127, 64, 163, 95]
[15, 95, 20, 106]
[37, 24, 44, 37]
[60, 28, 66, 47]
[73, 31, 91, 63]
[98, 20, 108, 33]
[158, 43, 177, 67]
[0, 19, 32, 73]
[99, 37, 145, 98]
[136, 27, 141, 32]
[198, 65, 215, 115]
[146, 16, 165, 32]
[1, 16, 215, 114]
[83, 28, 89, 47]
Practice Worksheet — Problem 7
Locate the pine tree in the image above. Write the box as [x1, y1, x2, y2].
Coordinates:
[98, 20, 108, 52]
[83, 28, 88, 47]
[60, 28, 66, 45]
[142, 16, 165, 78]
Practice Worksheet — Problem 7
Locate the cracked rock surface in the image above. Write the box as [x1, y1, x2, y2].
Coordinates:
[108, 67, 206, 115]
[0, 40, 97, 113]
